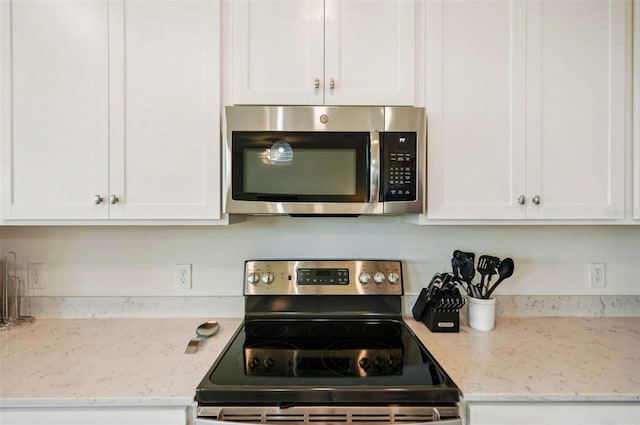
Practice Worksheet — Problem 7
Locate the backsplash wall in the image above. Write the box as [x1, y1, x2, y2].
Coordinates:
[1, 218, 639, 299]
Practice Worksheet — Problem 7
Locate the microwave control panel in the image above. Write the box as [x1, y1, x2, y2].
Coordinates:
[382, 132, 417, 202]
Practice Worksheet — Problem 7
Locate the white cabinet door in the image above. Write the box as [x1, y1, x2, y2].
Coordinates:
[525, 0, 626, 220]
[634, 0, 640, 220]
[231, 0, 415, 106]
[324, 0, 415, 106]
[1, 0, 110, 220]
[425, 0, 627, 221]
[1, 0, 222, 221]
[109, 0, 221, 220]
[231, 0, 324, 105]
[467, 402, 640, 425]
[426, 0, 527, 219]
[0, 406, 187, 425]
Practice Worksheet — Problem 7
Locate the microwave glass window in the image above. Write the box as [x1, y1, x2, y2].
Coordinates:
[244, 149, 357, 195]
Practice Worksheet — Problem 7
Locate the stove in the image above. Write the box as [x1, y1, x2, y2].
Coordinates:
[195, 260, 461, 425]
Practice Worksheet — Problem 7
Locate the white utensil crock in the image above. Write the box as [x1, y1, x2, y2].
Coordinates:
[467, 297, 496, 331]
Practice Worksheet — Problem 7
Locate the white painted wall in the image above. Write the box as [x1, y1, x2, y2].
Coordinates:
[1, 218, 639, 298]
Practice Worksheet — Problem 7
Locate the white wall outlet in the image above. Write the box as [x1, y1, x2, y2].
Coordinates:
[174, 264, 192, 289]
[589, 263, 606, 288]
[28, 263, 46, 289]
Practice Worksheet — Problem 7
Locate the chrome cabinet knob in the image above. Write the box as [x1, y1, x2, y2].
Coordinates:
[532, 195, 541, 205]
[329, 78, 335, 90]
[517, 195, 526, 205]
[110, 195, 119, 204]
[94, 195, 104, 205]
[314, 78, 320, 89]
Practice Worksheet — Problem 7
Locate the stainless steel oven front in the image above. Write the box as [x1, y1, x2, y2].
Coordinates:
[223, 106, 425, 216]
[195, 260, 461, 425]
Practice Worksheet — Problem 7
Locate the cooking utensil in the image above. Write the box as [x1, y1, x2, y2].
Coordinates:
[484, 258, 515, 298]
[185, 321, 220, 354]
[476, 255, 500, 297]
[452, 250, 476, 296]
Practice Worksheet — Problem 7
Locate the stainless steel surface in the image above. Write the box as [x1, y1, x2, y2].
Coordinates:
[196, 406, 462, 425]
[185, 321, 220, 354]
[533, 195, 541, 205]
[223, 106, 425, 216]
[94, 194, 104, 204]
[244, 260, 403, 296]
[518, 195, 526, 205]
[110, 194, 119, 204]
[369, 130, 380, 204]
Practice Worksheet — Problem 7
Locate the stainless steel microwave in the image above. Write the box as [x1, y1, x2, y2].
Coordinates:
[223, 106, 425, 216]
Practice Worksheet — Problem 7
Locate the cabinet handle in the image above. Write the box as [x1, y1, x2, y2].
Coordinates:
[329, 78, 335, 90]
[314, 78, 320, 89]
[532, 195, 541, 205]
[94, 195, 104, 205]
[110, 195, 119, 205]
[517, 195, 526, 205]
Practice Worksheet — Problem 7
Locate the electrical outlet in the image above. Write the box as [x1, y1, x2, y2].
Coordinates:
[174, 264, 192, 289]
[589, 263, 606, 288]
[28, 263, 46, 289]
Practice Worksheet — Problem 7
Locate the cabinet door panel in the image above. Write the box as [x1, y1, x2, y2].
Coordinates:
[634, 0, 640, 220]
[324, 0, 414, 106]
[1, 0, 109, 219]
[231, 0, 324, 105]
[109, 0, 221, 219]
[526, 0, 626, 219]
[426, 0, 526, 219]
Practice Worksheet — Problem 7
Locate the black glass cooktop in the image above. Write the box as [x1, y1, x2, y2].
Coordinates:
[196, 319, 459, 405]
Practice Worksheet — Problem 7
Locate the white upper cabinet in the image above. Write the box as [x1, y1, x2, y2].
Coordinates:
[426, 0, 527, 219]
[426, 0, 628, 221]
[231, 0, 415, 106]
[1, 0, 221, 221]
[109, 0, 221, 220]
[525, 0, 626, 220]
[1, 0, 110, 220]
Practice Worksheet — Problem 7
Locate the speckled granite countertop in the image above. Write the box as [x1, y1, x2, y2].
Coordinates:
[405, 316, 640, 402]
[1, 317, 638, 407]
[0, 318, 242, 407]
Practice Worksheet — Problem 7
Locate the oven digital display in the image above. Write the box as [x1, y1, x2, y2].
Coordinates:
[297, 268, 349, 285]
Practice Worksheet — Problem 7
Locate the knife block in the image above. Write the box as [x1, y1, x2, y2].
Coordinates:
[412, 288, 461, 333]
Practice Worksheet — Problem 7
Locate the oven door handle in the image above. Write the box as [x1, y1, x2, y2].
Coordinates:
[369, 130, 380, 204]
[196, 419, 462, 425]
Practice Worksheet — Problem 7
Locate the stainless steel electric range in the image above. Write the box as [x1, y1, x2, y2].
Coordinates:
[195, 260, 461, 425]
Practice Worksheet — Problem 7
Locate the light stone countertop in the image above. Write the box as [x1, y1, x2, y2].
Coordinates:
[405, 316, 640, 402]
[1, 317, 639, 408]
[0, 318, 242, 407]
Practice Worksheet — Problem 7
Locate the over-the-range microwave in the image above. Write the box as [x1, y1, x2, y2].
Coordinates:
[223, 105, 425, 216]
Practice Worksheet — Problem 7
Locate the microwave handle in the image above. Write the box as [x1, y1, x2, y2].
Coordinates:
[370, 130, 380, 204]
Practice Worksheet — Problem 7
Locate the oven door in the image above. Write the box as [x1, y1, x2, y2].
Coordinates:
[230, 131, 374, 205]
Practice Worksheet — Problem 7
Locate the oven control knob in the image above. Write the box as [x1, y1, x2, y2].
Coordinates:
[358, 357, 370, 371]
[247, 272, 260, 285]
[387, 272, 400, 284]
[358, 272, 371, 284]
[248, 357, 260, 370]
[373, 272, 385, 284]
[263, 357, 275, 369]
[373, 357, 385, 370]
[261, 272, 274, 284]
